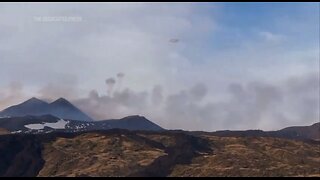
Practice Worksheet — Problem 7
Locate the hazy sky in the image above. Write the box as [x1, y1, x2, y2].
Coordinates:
[0, 2, 319, 131]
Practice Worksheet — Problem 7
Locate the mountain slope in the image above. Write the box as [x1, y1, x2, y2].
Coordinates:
[0, 130, 319, 177]
[0, 98, 50, 117]
[101, 115, 164, 131]
[278, 122, 320, 141]
[197, 122, 320, 141]
[48, 98, 93, 122]
[0, 115, 164, 133]
[169, 135, 320, 177]
[0, 98, 93, 122]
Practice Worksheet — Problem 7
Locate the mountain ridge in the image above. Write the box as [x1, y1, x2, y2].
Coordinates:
[0, 97, 94, 122]
[192, 122, 320, 141]
[0, 114, 164, 133]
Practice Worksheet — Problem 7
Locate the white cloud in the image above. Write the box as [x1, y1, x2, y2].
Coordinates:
[0, 3, 318, 131]
[0, 3, 215, 95]
[259, 31, 285, 43]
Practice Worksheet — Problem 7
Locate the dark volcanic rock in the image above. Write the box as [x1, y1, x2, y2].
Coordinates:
[0, 134, 44, 177]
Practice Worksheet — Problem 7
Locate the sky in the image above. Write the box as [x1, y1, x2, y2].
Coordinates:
[0, 2, 319, 131]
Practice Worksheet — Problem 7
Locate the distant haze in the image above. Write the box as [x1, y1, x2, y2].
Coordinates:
[0, 3, 319, 131]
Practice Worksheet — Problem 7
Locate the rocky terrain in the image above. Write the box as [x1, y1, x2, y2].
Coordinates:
[0, 128, 9, 135]
[169, 135, 320, 177]
[0, 130, 319, 177]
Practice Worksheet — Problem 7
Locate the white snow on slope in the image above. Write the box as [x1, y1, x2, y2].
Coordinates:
[11, 130, 22, 134]
[25, 119, 68, 130]
[0, 116, 11, 119]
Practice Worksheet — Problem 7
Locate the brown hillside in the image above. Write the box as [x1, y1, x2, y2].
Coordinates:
[169, 135, 320, 177]
[0, 130, 319, 177]
[0, 128, 9, 135]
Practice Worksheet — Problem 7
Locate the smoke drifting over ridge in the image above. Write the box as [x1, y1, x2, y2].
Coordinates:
[0, 82, 26, 109]
[1, 72, 316, 131]
[105, 78, 116, 96]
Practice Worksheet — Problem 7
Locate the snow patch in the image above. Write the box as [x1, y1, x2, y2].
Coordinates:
[25, 119, 69, 130]
[0, 116, 11, 119]
[11, 130, 22, 134]
[25, 123, 44, 130]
